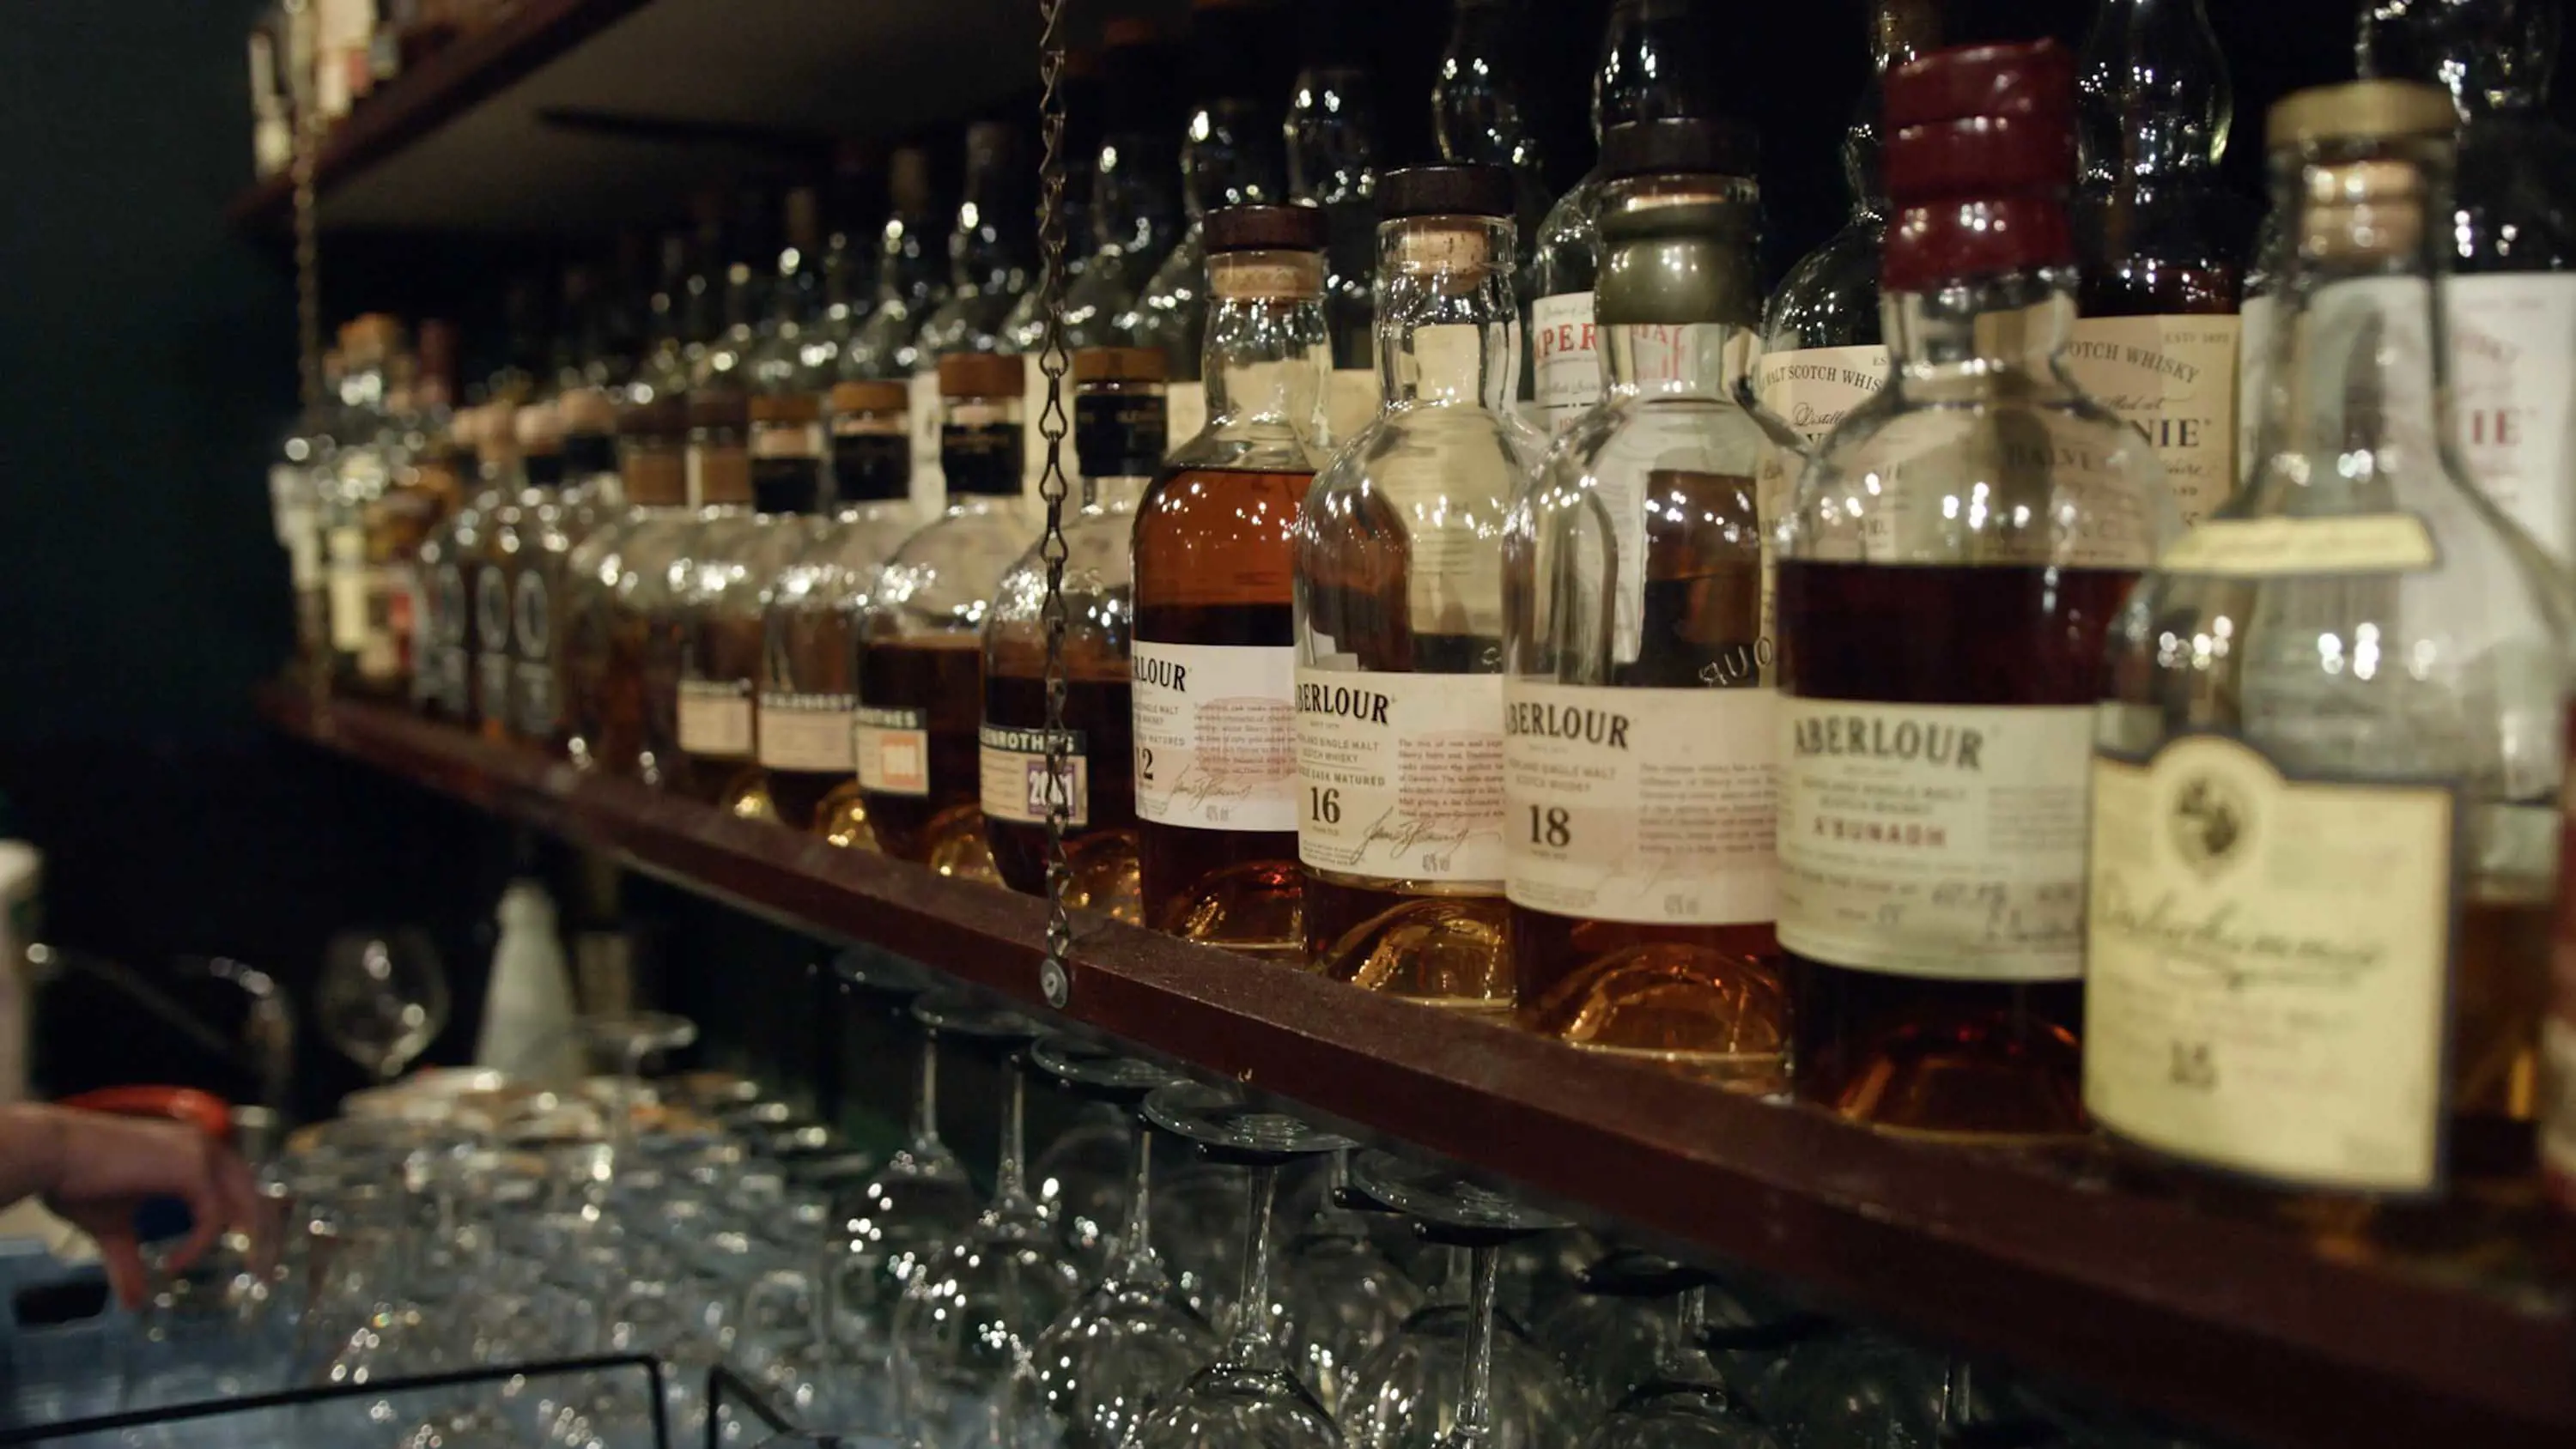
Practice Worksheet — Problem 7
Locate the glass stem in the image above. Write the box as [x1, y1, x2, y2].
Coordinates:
[1115, 1117, 1157, 1276]
[1227, 1163, 1280, 1356]
[1458, 1242, 1502, 1446]
[1675, 1283, 1706, 1341]
[911, 1035, 941, 1150]
[993, 1064, 1030, 1207]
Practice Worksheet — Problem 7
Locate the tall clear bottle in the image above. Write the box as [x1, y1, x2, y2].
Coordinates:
[981, 348, 1168, 919]
[1777, 41, 2174, 1142]
[1295, 164, 1536, 1009]
[1286, 32, 1382, 447]
[841, 146, 950, 522]
[913, 123, 1035, 507]
[761, 380, 917, 840]
[1131, 204, 1332, 961]
[562, 395, 691, 776]
[1047, 21, 1182, 354]
[464, 405, 527, 737]
[416, 403, 497, 724]
[855, 354, 1029, 876]
[505, 385, 624, 750]
[1431, 0, 1552, 275]
[1505, 119, 1786, 1084]
[2093, 79, 2570, 1208]
[1527, 0, 1724, 437]
[2360, 0, 2576, 562]
[1757, 0, 1940, 455]
[2069, 0, 2246, 528]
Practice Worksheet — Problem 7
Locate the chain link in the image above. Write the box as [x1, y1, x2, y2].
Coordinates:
[287, 0, 323, 414]
[1034, 0, 1077, 1004]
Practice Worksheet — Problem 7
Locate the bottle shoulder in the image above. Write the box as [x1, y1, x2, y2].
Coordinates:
[1763, 217, 1884, 348]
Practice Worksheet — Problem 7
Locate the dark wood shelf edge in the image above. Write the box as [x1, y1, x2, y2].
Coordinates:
[260, 688, 2576, 1449]
[227, 0, 655, 229]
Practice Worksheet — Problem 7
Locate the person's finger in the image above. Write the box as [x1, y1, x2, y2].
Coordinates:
[95, 1228, 148, 1312]
[161, 1144, 228, 1278]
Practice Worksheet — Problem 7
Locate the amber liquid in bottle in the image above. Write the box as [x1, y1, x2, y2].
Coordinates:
[1779, 559, 2135, 1142]
[1133, 463, 1311, 958]
[857, 635, 989, 870]
[982, 648, 1141, 921]
[1510, 470, 1788, 1083]
[561, 599, 647, 776]
[676, 611, 767, 808]
[763, 603, 860, 833]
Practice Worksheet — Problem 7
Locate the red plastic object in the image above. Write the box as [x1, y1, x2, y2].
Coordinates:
[58, 1087, 234, 1144]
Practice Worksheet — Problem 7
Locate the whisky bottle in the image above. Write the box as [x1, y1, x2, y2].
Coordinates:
[465, 403, 528, 735]
[416, 403, 504, 724]
[653, 394, 759, 799]
[1505, 119, 1786, 1083]
[476, 403, 568, 747]
[1296, 164, 1537, 1009]
[913, 123, 1034, 378]
[1758, 0, 1939, 451]
[325, 318, 415, 697]
[1132, 203, 1331, 961]
[981, 348, 1167, 919]
[2069, 0, 2247, 527]
[761, 381, 917, 839]
[1431, 0, 1552, 274]
[1036, 22, 1181, 355]
[503, 391, 624, 749]
[560, 395, 690, 773]
[2089, 80, 2570, 1201]
[856, 353, 1030, 876]
[1528, 0, 1723, 436]
[2360, 0, 2576, 562]
[1286, 39, 1383, 447]
[1777, 40, 2173, 1142]
[841, 146, 950, 523]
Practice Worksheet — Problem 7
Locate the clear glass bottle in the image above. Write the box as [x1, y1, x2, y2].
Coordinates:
[325, 318, 415, 697]
[470, 402, 564, 747]
[914, 122, 1034, 512]
[1287, 59, 1382, 446]
[650, 393, 760, 799]
[561, 394, 691, 774]
[2068, 0, 2247, 528]
[842, 147, 949, 385]
[1527, 0, 1723, 436]
[1296, 164, 1538, 1010]
[747, 186, 835, 413]
[504, 387, 624, 749]
[464, 403, 527, 737]
[1132, 203, 1332, 962]
[1777, 40, 2175, 1143]
[2091, 78, 2570, 1208]
[1431, 0, 1552, 275]
[416, 404, 492, 724]
[856, 353, 1030, 876]
[2360, 0, 2576, 562]
[1757, 0, 1941, 452]
[1504, 119, 1785, 1085]
[981, 348, 1168, 919]
[762, 380, 918, 841]
[1035, 21, 1182, 355]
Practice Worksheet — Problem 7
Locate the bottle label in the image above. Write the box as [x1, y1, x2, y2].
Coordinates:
[1756, 343, 1889, 445]
[1165, 381, 1208, 456]
[1504, 682, 1779, 925]
[758, 694, 856, 773]
[854, 705, 931, 797]
[2446, 273, 2576, 561]
[1325, 369, 1380, 449]
[676, 678, 754, 759]
[326, 524, 368, 652]
[1296, 670, 1505, 882]
[2235, 294, 2276, 490]
[1777, 700, 2093, 981]
[2159, 513, 2438, 577]
[2085, 735, 2457, 1193]
[908, 370, 946, 510]
[980, 724, 1091, 828]
[2063, 314, 2242, 527]
[1531, 291, 1600, 433]
[509, 570, 554, 735]
[1075, 392, 1169, 479]
[1131, 641, 1296, 832]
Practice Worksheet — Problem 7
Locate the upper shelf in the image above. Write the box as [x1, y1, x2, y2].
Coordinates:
[228, 0, 1040, 233]
[261, 689, 2576, 1449]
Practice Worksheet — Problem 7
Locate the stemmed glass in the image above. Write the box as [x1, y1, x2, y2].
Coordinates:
[1538, 1249, 1698, 1412]
[1564, 1256, 1776, 1449]
[577, 1009, 699, 1167]
[1014, 1038, 1216, 1449]
[1339, 1154, 1589, 1449]
[317, 927, 451, 1082]
[1274, 1151, 1425, 1418]
[1128, 1082, 1356, 1449]
[889, 997, 1086, 1449]
[831, 982, 984, 1429]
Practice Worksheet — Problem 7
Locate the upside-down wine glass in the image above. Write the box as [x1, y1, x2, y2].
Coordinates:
[1274, 1150, 1425, 1418]
[1570, 1255, 1776, 1449]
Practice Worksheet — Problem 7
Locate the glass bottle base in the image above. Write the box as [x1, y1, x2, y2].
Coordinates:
[1305, 872, 1511, 1014]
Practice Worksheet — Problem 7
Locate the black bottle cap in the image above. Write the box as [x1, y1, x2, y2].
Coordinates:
[1601, 117, 1760, 180]
[1377, 163, 1516, 221]
[1206, 203, 1328, 254]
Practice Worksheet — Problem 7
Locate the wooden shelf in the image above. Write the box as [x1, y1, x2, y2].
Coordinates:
[228, 0, 1040, 233]
[261, 689, 2576, 1449]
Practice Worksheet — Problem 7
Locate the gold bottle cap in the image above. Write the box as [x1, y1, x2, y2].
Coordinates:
[2266, 80, 2456, 151]
[938, 350, 1024, 400]
[1072, 347, 1167, 384]
[829, 379, 909, 415]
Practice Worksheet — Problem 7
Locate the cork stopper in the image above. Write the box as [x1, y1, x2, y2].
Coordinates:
[2266, 79, 2455, 150]
[619, 395, 689, 439]
[1072, 347, 1168, 384]
[938, 351, 1024, 399]
[1206, 203, 1327, 255]
[831, 379, 909, 414]
[750, 391, 823, 426]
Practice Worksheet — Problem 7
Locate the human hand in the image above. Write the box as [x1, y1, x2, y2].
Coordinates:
[8, 1105, 264, 1308]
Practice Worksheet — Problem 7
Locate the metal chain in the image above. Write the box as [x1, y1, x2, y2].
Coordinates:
[288, 0, 323, 413]
[1034, 0, 1076, 1009]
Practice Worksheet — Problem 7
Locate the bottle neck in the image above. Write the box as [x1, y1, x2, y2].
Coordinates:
[2078, 0, 2231, 183]
[1096, 132, 1181, 258]
[1203, 255, 1332, 443]
[1436, 2, 1538, 169]
[1844, 0, 1941, 210]
[1881, 269, 2080, 387]
[1595, 178, 1764, 397]
[1596, 0, 1718, 136]
[878, 215, 945, 305]
[1288, 70, 1380, 206]
[1182, 100, 1276, 220]
[2360, 0, 2558, 118]
[2248, 137, 2464, 512]
[1376, 216, 1519, 410]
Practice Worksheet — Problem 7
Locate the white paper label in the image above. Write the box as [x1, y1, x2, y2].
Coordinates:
[677, 679, 754, 759]
[758, 694, 856, 773]
[326, 525, 368, 652]
[908, 370, 946, 514]
[1777, 700, 2093, 981]
[2063, 314, 2241, 527]
[1757, 343, 1888, 445]
[1325, 368, 1379, 450]
[2447, 273, 2576, 561]
[1132, 640, 1296, 832]
[1531, 292, 1600, 433]
[1296, 670, 1504, 882]
[980, 724, 1090, 828]
[1165, 381, 1208, 458]
[1504, 682, 1779, 925]
[2235, 293, 2276, 491]
[854, 706, 930, 797]
[2086, 736, 2456, 1193]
